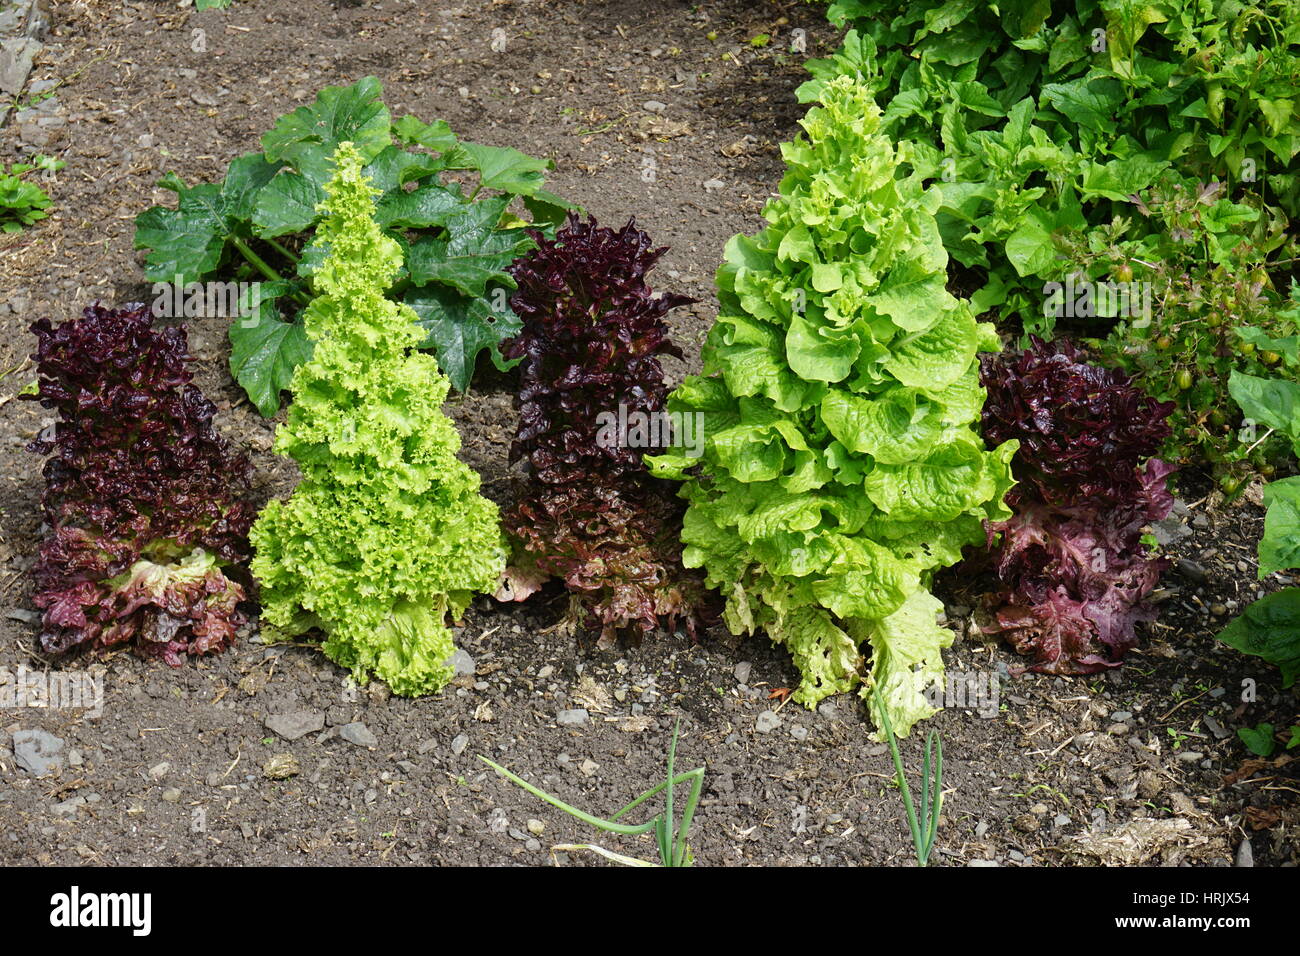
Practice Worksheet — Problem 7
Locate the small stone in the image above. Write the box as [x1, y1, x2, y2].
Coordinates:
[262, 753, 301, 779]
[527, 819, 545, 836]
[968, 859, 1000, 867]
[1235, 837, 1253, 867]
[643, 100, 667, 112]
[13, 729, 64, 775]
[161, 788, 181, 803]
[1175, 558, 1208, 585]
[974, 820, 989, 838]
[190, 91, 217, 107]
[557, 708, 589, 726]
[1110, 710, 1132, 722]
[340, 722, 378, 748]
[525, 838, 541, 852]
[755, 710, 781, 733]
[1008, 849, 1025, 862]
[702, 178, 726, 192]
[52, 796, 86, 817]
[537, 665, 554, 679]
[579, 758, 598, 777]
[450, 649, 475, 677]
[265, 710, 324, 741]
[1052, 813, 1070, 827]
[790, 725, 808, 741]
[450, 734, 469, 756]
[1203, 715, 1230, 740]
[1107, 723, 1130, 735]
[733, 661, 752, 684]
[1177, 750, 1204, 763]
[1210, 604, 1227, 617]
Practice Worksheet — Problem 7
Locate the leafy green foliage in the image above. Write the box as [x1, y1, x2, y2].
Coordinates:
[133, 77, 573, 413]
[0, 155, 63, 233]
[250, 143, 506, 697]
[806, 1, 1300, 475]
[1062, 182, 1299, 476]
[649, 76, 1016, 737]
[1217, 369, 1300, 687]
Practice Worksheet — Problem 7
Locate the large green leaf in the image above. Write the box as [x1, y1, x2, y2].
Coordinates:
[1259, 477, 1300, 577]
[405, 197, 530, 297]
[228, 286, 313, 417]
[134, 182, 231, 284]
[1228, 371, 1300, 451]
[405, 285, 521, 392]
[261, 76, 392, 167]
[1217, 587, 1300, 688]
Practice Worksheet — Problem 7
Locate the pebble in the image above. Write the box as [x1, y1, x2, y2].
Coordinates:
[1053, 813, 1070, 827]
[702, 178, 726, 192]
[1110, 710, 1132, 722]
[450, 734, 469, 756]
[733, 661, 752, 684]
[451, 649, 475, 678]
[340, 722, 377, 747]
[1177, 750, 1205, 763]
[537, 665, 554, 679]
[12, 729, 64, 775]
[968, 860, 1000, 867]
[1203, 715, 1230, 740]
[755, 710, 781, 733]
[1235, 837, 1253, 867]
[790, 725, 808, 741]
[579, 758, 599, 777]
[1008, 849, 1025, 862]
[265, 710, 325, 741]
[161, 788, 181, 803]
[1175, 558, 1208, 585]
[527, 819, 545, 836]
[643, 100, 667, 112]
[525, 838, 541, 852]
[148, 761, 171, 781]
[557, 708, 589, 726]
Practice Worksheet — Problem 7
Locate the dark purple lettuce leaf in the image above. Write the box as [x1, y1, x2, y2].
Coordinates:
[979, 338, 1176, 674]
[501, 215, 703, 642]
[23, 303, 253, 663]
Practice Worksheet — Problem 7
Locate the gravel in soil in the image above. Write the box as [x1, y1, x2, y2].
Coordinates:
[0, 0, 1295, 866]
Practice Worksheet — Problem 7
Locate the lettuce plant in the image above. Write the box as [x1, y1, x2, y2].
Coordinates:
[24, 303, 253, 664]
[649, 75, 1017, 736]
[250, 143, 506, 697]
[979, 337, 1176, 674]
[498, 215, 702, 645]
[134, 76, 572, 413]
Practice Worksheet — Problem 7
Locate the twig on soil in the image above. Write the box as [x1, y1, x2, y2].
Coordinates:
[1157, 687, 1211, 722]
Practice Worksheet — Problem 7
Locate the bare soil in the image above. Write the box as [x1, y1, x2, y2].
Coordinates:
[0, 0, 1295, 867]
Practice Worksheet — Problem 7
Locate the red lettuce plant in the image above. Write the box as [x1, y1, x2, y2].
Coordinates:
[24, 303, 253, 665]
[978, 337, 1176, 673]
[498, 215, 702, 645]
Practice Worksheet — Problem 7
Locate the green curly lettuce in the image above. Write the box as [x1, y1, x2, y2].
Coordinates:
[649, 75, 1017, 736]
[250, 142, 506, 697]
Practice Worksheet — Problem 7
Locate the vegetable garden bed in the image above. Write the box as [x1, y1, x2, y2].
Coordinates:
[0, 0, 1295, 868]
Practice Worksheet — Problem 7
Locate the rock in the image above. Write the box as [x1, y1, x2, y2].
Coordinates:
[450, 734, 469, 756]
[1175, 558, 1208, 585]
[1177, 750, 1204, 763]
[968, 859, 1000, 867]
[339, 722, 377, 748]
[161, 788, 181, 803]
[1235, 836, 1253, 867]
[1053, 813, 1071, 827]
[579, 758, 598, 777]
[450, 649, 476, 678]
[1203, 714, 1231, 741]
[702, 178, 726, 192]
[556, 708, 589, 726]
[5, 608, 39, 624]
[733, 661, 752, 684]
[643, 100, 667, 112]
[0, 37, 40, 96]
[1013, 813, 1041, 833]
[755, 710, 781, 733]
[790, 725, 808, 741]
[51, 795, 86, 817]
[527, 819, 544, 836]
[1110, 710, 1132, 722]
[13, 729, 64, 775]
[264, 710, 324, 741]
[262, 753, 301, 779]
[148, 761, 170, 781]
[190, 90, 217, 107]
[1151, 517, 1191, 547]
[536, 665, 554, 679]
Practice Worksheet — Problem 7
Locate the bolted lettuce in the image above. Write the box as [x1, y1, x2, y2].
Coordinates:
[649, 75, 1017, 737]
[250, 142, 506, 697]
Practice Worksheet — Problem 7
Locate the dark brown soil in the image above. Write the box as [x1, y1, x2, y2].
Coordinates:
[0, 0, 1295, 867]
